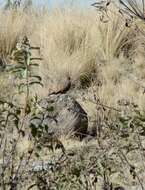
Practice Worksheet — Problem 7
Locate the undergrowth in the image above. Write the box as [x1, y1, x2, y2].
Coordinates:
[0, 0, 145, 190]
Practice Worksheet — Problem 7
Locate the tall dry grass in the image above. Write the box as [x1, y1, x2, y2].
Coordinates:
[0, 5, 145, 113]
[31, 5, 136, 95]
[0, 10, 25, 57]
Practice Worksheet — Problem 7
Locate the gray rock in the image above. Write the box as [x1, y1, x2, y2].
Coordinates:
[30, 161, 56, 172]
[30, 94, 88, 137]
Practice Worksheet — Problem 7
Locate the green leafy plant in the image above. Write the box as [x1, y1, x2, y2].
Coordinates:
[9, 36, 43, 114]
[4, 0, 21, 10]
[4, 0, 33, 10]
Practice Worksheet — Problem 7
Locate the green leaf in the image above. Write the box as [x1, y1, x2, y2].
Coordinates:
[7, 112, 19, 120]
[16, 109, 21, 115]
[44, 125, 48, 132]
[22, 69, 27, 78]
[29, 81, 43, 87]
[30, 117, 41, 122]
[18, 83, 27, 92]
[29, 63, 39, 67]
[30, 57, 42, 61]
[35, 152, 40, 158]
[119, 116, 130, 123]
[36, 145, 42, 151]
[9, 68, 25, 73]
[14, 118, 19, 130]
[38, 124, 44, 129]
[31, 126, 38, 137]
[47, 106, 54, 112]
[27, 56, 30, 65]
[30, 75, 42, 81]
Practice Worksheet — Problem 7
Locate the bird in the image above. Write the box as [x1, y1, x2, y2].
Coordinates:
[48, 76, 71, 96]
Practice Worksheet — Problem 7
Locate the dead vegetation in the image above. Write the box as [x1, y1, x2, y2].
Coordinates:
[1, 0, 145, 189]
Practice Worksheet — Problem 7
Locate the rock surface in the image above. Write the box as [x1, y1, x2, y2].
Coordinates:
[30, 94, 88, 137]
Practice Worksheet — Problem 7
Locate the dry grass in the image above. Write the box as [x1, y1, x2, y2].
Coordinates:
[0, 10, 26, 58]
[1, 3, 145, 189]
[0, 4, 145, 121]
[36, 5, 135, 92]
